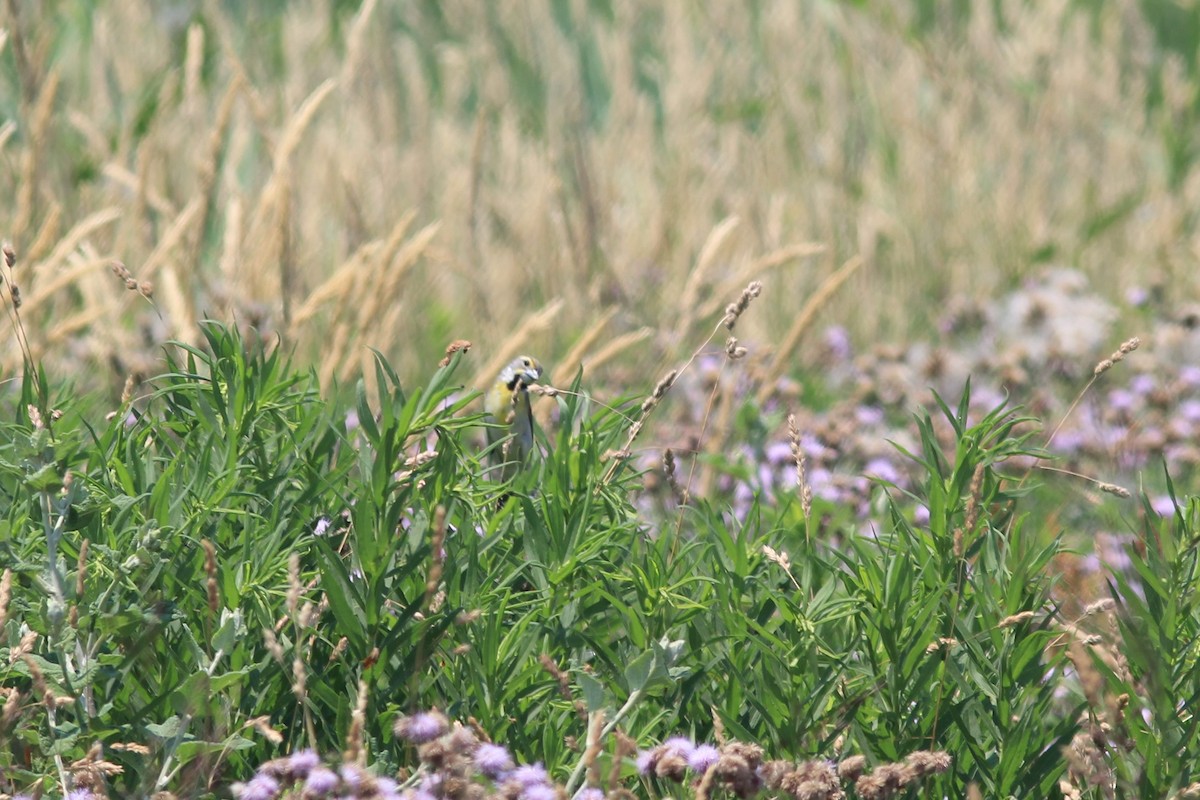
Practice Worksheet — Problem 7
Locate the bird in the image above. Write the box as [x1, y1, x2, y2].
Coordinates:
[483, 355, 544, 477]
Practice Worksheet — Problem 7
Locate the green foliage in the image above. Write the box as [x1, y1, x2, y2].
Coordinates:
[1095, 477, 1200, 797]
[1, 334, 1197, 798]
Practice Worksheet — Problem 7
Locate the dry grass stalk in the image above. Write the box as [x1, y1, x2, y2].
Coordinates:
[202, 539, 219, 615]
[678, 215, 741, 333]
[340, 0, 379, 87]
[187, 74, 244, 280]
[697, 371, 737, 497]
[68, 538, 88, 628]
[343, 679, 369, 765]
[663, 448, 687, 506]
[287, 552, 302, 620]
[469, 297, 565, 390]
[439, 339, 473, 367]
[599, 367, 677, 485]
[1093, 336, 1141, 377]
[13, 68, 59, 244]
[424, 506, 447, 610]
[538, 653, 586, 718]
[246, 715, 283, 745]
[954, 463, 986, 558]
[567, 327, 652, 378]
[183, 23, 205, 111]
[788, 413, 813, 523]
[324, 213, 442, 384]
[30, 207, 121, 279]
[2, 0, 36, 104]
[582, 708, 607, 790]
[139, 198, 205, 282]
[691, 241, 826, 327]
[0, 568, 11, 631]
[292, 211, 416, 328]
[762, 545, 801, 592]
[242, 78, 337, 305]
[756, 254, 866, 404]
[100, 163, 176, 218]
[369, 221, 444, 347]
[1, 685, 22, 731]
[722, 280, 763, 330]
[262, 628, 285, 665]
[997, 610, 1036, 628]
[547, 306, 619, 387]
[26, 202, 62, 264]
[1048, 334, 1143, 449]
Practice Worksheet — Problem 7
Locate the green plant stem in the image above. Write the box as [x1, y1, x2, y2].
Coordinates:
[153, 647, 227, 791]
[564, 688, 644, 796]
[38, 489, 72, 796]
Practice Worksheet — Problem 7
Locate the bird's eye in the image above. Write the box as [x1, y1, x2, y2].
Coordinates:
[522, 358, 531, 367]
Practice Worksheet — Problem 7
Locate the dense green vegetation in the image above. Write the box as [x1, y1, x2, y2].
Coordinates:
[1, 326, 1198, 798]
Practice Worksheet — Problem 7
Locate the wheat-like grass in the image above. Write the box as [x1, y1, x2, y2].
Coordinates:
[755, 254, 866, 404]
[0, 0, 1189, 402]
[469, 297, 565, 391]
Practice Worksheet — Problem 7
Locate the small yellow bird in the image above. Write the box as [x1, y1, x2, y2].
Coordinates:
[484, 355, 543, 476]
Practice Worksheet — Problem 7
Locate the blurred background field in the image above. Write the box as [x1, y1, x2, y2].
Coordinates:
[5, 0, 1200, 388]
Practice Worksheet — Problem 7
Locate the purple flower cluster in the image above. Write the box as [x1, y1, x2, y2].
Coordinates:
[641, 268, 1197, 595]
[637, 736, 950, 800]
[230, 749, 401, 800]
[636, 735, 720, 779]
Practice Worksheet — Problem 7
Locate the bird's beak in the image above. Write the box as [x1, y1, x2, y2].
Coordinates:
[519, 366, 542, 386]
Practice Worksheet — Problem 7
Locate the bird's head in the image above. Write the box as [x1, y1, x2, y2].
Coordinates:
[499, 355, 543, 391]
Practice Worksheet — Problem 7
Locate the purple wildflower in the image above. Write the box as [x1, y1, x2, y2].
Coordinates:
[662, 736, 696, 759]
[864, 457, 901, 485]
[1130, 373, 1157, 396]
[636, 749, 655, 775]
[808, 468, 840, 503]
[305, 766, 339, 795]
[765, 440, 794, 465]
[378, 777, 402, 800]
[1048, 429, 1084, 454]
[67, 791, 94, 800]
[854, 406, 884, 427]
[313, 517, 332, 536]
[396, 710, 449, 743]
[1181, 365, 1200, 387]
[1151, 495, 1177, 517]
[340, 764, 365, 788]
[822, 325, 853, 361]
[474, 743, 515, 779]
[522, 786, 557, 800]
[800, 434, 832, 462]
[1107, 388, 1136, 412]
[234, 774, 280, 800]
[688, 743, 720, 773]
[576, 789, 606, 800]
[510, 763, 550, 788]
[288, 748, 320, 777]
